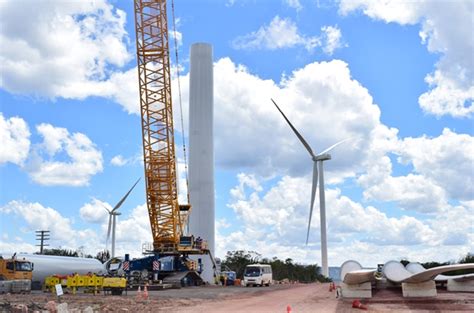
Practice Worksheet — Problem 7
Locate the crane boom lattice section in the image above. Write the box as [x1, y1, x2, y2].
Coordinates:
[134, 0, 183, 252]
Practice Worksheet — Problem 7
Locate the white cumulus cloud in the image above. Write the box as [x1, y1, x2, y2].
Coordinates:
[321, 25, 345, 55]
[0, 113, 30, 165]
[0, 199, 150, 258]
[80, 198, 110, 224]
[0, 200, 104, 256]
[232, 16, 320, 51]
[216, 173, 471, 264]
[0, 0, 138, 114]
[362, 174, 448, 213]
[397, 128, 474, 200]
[25, 123, 103, 186]
[338, 0, 474, 118]
[1, 200, 75, 242]
[110, 155, 128, 167]
[284, 0, 303, 12]
[183, 57, 378, 179]
[358, 128, 473, 212]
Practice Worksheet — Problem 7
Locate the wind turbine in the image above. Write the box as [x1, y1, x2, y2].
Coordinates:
[271, 99, 349, 277]
[105, 178, 141, 258]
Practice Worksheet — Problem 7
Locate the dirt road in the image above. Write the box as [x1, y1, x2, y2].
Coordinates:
[175, 283, 335, 312]
[1, 283, 473, 312]
[173, 283, 474, 313]
[174, 283, 474, 313]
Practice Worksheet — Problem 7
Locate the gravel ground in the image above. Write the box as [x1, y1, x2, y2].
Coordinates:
[1, 283, 473, 312]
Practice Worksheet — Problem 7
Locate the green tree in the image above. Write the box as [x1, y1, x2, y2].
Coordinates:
[459, 253, 474, 264]
[221, 250, 261, 278]
[443, 253, 474, 275]
[221, 250, 328, 282]
[38, 248, 79, 257]
[401, 253, 474, 276]
[96, 250, 111, 263]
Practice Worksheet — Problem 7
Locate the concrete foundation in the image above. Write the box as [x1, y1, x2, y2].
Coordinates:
[340, 282, 372, 298]
[447, 279, 474, 292]
[401, 280, 437, 297]
[375, 277, 399, 289]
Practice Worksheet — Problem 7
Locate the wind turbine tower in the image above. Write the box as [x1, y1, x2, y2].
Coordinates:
[188, 43, 215, 283]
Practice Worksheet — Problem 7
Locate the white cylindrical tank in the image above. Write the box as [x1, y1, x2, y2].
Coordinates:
[188, 43, 215, 283]
[14, 253, 105, 288]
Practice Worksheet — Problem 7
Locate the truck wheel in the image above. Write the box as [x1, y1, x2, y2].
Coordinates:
[111, 289, 123, 296]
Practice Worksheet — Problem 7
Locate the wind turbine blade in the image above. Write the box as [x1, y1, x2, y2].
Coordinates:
[112, 178, 141, 212]
[102, 204, 111, 214]
[318, 138, 351, 156]
[271, 99, 316, 159]
[306, 161, 319, 244]
[106, 215, 112, 247]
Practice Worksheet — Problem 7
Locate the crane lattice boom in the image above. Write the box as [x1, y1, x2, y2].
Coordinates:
[133, 0, 187, 252]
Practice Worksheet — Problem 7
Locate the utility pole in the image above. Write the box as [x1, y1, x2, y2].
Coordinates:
[35, 230, 50, 254]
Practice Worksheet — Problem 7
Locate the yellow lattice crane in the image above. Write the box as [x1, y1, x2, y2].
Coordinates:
[133, 0, 188, 252]
[134, 0, 200, 256]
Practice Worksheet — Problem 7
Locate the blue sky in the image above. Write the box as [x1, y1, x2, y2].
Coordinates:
[1, 0, 473, 266]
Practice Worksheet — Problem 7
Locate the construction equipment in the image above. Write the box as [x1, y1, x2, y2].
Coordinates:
[44, 274, 127, 295]
[0, 254, 33, 281]
[125, 0, 213, 287]
[2, 253, 105, 290]
[0, 254, 33, 294]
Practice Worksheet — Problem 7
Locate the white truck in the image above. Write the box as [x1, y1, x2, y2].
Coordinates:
[243, 264, 272, 287]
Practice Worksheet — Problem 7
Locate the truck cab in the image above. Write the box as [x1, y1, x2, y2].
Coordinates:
[0, 257, 33, 281]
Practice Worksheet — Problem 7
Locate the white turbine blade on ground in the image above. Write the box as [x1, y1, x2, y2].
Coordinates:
[306, 161, 319, 244]
[112, 177, 141, 212]
[318, 138, 352, 156]
[271, 99, 316, 159]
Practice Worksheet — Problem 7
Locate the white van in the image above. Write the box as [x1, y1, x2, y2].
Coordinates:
[243, 264, 272, 287]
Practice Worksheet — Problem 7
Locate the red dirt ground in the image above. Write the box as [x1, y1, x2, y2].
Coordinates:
[1, 283, 473, 312]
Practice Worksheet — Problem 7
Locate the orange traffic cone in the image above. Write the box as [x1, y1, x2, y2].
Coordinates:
[329, 282, 334, 292]
[286, 304, 292, 313]
[136, 286, 142, 301]
[352, 299, 368, 310]
[143, 284, 149, 300]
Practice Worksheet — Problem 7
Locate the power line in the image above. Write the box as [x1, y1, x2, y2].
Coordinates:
[35, 230, 50, 254]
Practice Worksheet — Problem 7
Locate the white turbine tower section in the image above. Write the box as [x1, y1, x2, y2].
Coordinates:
[188, 43, 215, 283]
[105, 178, 140, 258]
[271, 99, 349, 277]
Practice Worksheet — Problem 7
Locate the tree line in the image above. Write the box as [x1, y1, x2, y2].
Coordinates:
[401, 253, 474, 275]
[35, 248, 110, 263]
[36, 247, 473, 277]
[221, 250, 330, 283]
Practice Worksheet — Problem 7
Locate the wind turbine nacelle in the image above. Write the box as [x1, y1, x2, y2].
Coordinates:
[315, 153, 331, 161]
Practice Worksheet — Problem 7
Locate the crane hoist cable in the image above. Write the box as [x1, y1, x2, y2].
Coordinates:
[171, 0, 190, 204]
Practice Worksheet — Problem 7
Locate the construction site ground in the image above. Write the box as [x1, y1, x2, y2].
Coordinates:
[1, 282, 473, 312]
